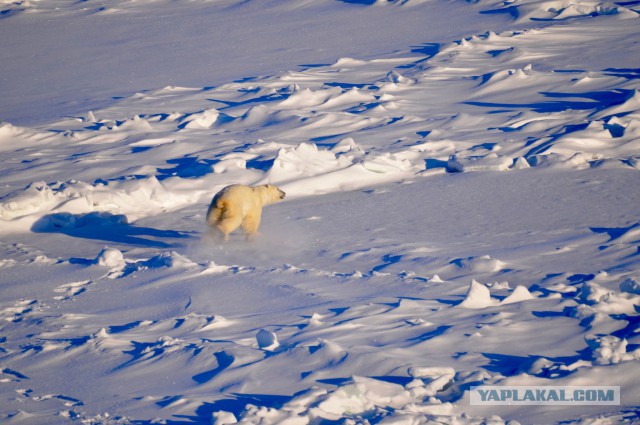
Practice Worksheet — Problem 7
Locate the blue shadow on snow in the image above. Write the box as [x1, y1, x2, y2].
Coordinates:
[467, 89, 634, 115]
[167, 393, 290, 425]
[156, 157, 214, 180]
[32, 212, 192, 249]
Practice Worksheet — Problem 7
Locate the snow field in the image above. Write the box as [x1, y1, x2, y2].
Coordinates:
[0, 0, 639, 424]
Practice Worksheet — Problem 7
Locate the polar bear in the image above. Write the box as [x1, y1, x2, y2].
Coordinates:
[206, 184, 286, 241]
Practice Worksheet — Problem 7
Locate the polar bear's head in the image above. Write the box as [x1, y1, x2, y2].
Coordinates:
[254, 184, 286, 205]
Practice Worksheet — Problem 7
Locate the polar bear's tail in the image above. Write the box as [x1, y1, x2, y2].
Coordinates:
[205, 196, 226, 226]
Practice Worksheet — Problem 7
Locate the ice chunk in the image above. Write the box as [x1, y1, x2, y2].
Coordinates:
[312, 376, 410, 419]
[586, 335, 640, 365]
[406, 366, 456, 398]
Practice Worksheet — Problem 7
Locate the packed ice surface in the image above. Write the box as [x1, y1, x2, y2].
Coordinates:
[1, 0, 639, 424]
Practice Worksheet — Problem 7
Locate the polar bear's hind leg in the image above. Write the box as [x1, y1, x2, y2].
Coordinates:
[213, 202, 242, 241]
[241, 211, 262, 240]
[217, 215, 242, 241]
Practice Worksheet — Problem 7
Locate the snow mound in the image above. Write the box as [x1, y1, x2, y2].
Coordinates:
[256, 329, 279, 351]
[579, 281, 639, 314]
[179, 108, 222, 129]
[279, 87, 340, 109]
[586, 335, 640, 365]
[109, 251, 197, 278]
[222, 374, 494, 424]
[264, 142, 352, 184]
[362, 152, 413, 174]
[1, 175, 195, 229]
[0, 122, 62, 153]
[94, 247, 126, 270]
[482, 0, 639, 23]
[261, 142, 420, 196]
[447, 153, 513, 172]
[459, 280, 498, 309]
[0, 182, 56, 220]
[134, 251, 196, 269]
[452, 255, 507, 274]
[501, 285, 535, 304]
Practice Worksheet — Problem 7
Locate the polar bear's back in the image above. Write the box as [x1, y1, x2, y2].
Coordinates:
[213, 184, 253, 206]
[207, 185, 255, 222]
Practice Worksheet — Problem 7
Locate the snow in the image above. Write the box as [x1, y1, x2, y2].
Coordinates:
[256, 329, 280, 351]
[1, 0, 639, 424]
[459, 280, 498, 309]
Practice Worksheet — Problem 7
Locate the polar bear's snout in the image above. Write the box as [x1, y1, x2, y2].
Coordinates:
[278, 189, 286, 200]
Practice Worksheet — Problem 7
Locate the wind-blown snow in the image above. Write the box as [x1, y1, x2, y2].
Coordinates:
[0, 0, 639, 424]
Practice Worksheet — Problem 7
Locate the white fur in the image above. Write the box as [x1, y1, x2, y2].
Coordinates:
[206, 184, 285, 241]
